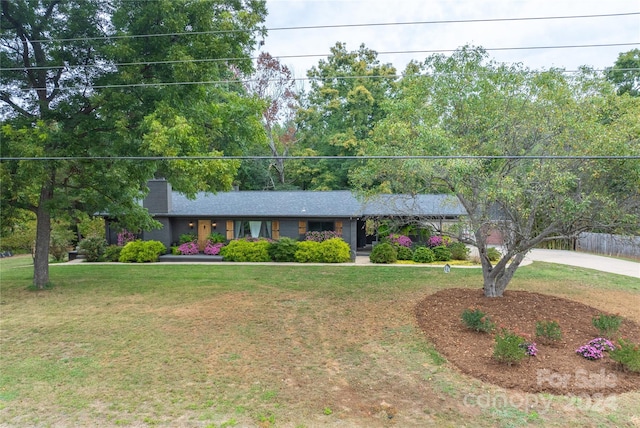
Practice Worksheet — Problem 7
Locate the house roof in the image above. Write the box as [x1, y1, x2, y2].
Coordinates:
[168, 190, 466, 218]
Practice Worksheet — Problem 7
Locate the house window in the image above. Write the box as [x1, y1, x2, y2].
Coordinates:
[234, 220, 272, 239]
[308, 221, 334, 232]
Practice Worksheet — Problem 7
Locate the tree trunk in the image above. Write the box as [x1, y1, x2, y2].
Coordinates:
[482, 251, 526, 298]
[33, 183, 53, 289]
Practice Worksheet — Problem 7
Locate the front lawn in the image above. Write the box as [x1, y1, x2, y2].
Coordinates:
[1, 257, 638, 427]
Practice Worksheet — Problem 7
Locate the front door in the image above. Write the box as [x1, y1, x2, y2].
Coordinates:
[197, 220, 211, 251]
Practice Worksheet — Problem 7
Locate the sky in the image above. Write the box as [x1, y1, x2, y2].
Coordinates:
[258, 0, 639, 83]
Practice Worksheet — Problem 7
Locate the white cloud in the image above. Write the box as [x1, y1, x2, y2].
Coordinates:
[259, 0, 639, 79]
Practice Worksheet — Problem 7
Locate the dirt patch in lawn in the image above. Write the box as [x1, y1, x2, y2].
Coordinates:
[416, 288, 640, 395]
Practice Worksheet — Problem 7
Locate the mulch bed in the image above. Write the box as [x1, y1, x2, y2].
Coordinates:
[415, 288, 640, 395]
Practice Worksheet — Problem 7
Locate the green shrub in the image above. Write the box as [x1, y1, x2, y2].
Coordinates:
[449, 242, 470, 260]
[119, 240, 166, 263]
[432, 245, 451, 262]
[50, 226, 75, 262]
[486, 247, 501, 262]
[207, 232, 226, 244]
[493, 329, 527, 365]
[609, 339, 640, 373]
[369, 242, 397, 264]
[269, 237, 299, 262]
[412, 246, 435, 263]
[179, 233, 196, 244]
[319, 238, 351, 263]
[396, 246, 413, 261]
[592, 313, 623, 338]
[461, 308, 495, 333]
[535, 320, 563, 344]
[294, 241, 322, 263]
[220, 239, 271, 262]
[103, 245, 122, 262]
[78, 237, 107, 262]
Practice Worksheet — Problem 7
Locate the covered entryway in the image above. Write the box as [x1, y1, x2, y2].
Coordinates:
[197, 220, 211, 251]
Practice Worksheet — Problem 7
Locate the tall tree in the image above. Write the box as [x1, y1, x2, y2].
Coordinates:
[1, 0, 267, 288]
[606, 49, 640, 96]
[293, 42, 396, 189]
[242, 52, 299, 188]
[353, 46, 640, 297]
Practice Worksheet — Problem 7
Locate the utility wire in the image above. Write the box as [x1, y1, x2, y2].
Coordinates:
[22, 12, 640, 44]
[2, 155, 639, 161]
[3, 42, 639, 72]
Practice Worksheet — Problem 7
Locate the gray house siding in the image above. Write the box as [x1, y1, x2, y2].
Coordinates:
[106, 180, 467, 260]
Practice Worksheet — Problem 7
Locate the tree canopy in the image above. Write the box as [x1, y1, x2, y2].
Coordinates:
[292, 42, 397, 189]
[1, 0, 267, 287]
[352, 46, 640, 297]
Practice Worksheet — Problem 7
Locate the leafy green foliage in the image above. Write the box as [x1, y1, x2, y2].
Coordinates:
[448, 242, 470, 261]
[220, 240, 271, 262]
[432, 245, 452, 262]
[294, 239, 351, 263]
[609, 339, 640, 373]
[606, 49, 640, 96]
[396, 246, 414, 261]
[49, 223, 75, 262]
[78, 237, 107, 262]
[461, 308, 495, 333]
[353, 45, 640, 297]
[268, 237, 299, 262]
[412, 247, 435, 263]
[118, 240, 166, 263]
[493, 329, 527, 365]
[592, 314, 623, 338]
[486, 247, 501, 262]
[293, 42, 397, 189]
[1, 0, 267, 287]
[318, 238, 351, 263]
[103, 245, 123, 262]
[369, 242, 397, 264]
[534, 320, 563, 344]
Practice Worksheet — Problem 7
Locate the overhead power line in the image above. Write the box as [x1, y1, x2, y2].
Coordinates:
[2, 155, 639, 161]
[24, 11, 640, 44]
[3, 42, 639, 72]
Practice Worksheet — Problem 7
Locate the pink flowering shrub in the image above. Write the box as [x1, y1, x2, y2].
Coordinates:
[204, 241, 224, 255]
[576, 338, 616, 360]
[178, 241, 199, 255]
[427, 235, 443, 248]
[388, 234, 412, 248]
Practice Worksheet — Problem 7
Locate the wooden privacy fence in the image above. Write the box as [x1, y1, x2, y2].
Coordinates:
[576, 232, 640, 259]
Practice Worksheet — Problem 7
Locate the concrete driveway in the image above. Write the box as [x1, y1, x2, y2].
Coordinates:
[525, 249, 640, 279]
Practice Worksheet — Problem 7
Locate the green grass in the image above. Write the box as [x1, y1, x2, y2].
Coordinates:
[0, 257, 638, 427]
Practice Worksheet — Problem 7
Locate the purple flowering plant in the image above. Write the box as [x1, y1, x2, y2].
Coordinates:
[576, 337, 616, 360]
[178, 241, 199, 255]
[117, 230, 135, 246]
[387, 234, 412, 248]
[520, 342, 538, 357]
[204, 241, 225, 255]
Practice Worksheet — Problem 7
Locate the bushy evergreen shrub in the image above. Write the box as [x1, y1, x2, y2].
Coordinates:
[432, 245, 452, 262]
[319, 238, 351, 263]
[396, 245, 413, 261]
[78, 237, 107, 262]
[412, 246, 435, 263]
[369, 242, 397, 264]
[294, 241, 322, 263]
[219, 239, 271, 262]
[449, 242, 470, 260]
[103, 245, 122, 262]
[119, 240, 166, 263]
[269, 237, 299, 262]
